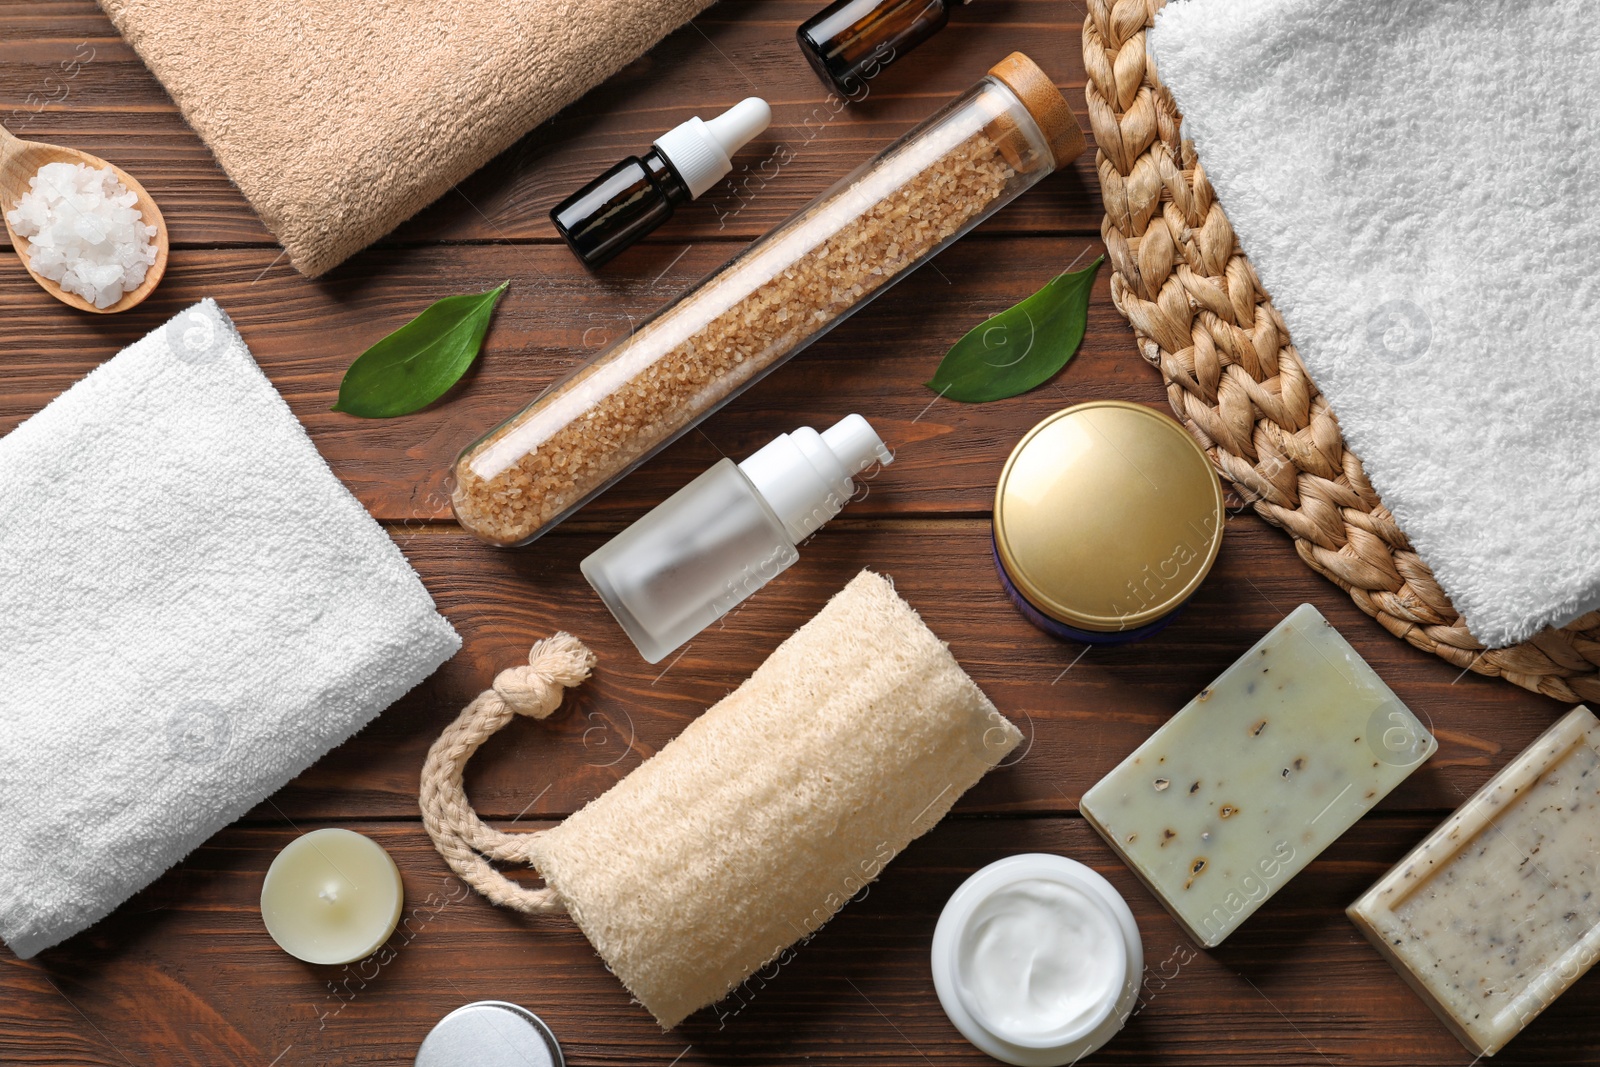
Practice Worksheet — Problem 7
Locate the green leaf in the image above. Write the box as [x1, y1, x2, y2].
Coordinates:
[925, 256, 1103, 403]
[332, 281, 509, 418]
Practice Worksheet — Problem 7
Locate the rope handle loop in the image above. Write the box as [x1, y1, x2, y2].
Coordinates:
[419, 632, 596, 914]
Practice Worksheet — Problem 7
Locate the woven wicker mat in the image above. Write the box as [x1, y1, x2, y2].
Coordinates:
[1083, 0, 1600, 703]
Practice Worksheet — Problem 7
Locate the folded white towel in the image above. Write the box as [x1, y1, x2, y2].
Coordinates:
[1151, 0, 1600, 648]
[0, 302, 460, 958]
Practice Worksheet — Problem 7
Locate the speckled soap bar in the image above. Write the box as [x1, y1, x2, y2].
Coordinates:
[1081, 603, 1435, 948]
[1348, 706, 1600, 1057]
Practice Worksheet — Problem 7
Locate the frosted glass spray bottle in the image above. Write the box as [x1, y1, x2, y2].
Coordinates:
[582, 415, 892, 663]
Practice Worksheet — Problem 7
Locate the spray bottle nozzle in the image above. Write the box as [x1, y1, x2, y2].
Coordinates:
[740, 415, 892, 542]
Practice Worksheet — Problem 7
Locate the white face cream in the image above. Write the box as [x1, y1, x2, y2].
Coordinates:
[932, 855, 1142, 1067]
[956, 878, 1124, 1042]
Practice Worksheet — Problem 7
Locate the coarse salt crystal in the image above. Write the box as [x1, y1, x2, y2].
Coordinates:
[5, 161, 157, 309]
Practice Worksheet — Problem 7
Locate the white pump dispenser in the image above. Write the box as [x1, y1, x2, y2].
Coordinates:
[581, 415, 892, 663]
[653, 97, 773, 198]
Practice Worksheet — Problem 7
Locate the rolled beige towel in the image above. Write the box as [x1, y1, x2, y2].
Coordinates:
[99, 0, 715, 276]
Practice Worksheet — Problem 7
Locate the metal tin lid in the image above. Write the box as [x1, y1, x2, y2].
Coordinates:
[415, 1001, 564, 1067]
[993, 402, 1224, 633]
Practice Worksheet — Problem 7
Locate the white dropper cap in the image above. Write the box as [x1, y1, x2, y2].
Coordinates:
[739, 415, 894, 543]
[653, 97, 772, 200]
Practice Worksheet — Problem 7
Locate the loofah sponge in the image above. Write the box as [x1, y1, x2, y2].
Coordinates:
[423, 570, 1020, 1028]
[534, 570, 1019, 1027]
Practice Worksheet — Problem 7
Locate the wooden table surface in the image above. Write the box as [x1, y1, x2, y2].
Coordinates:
[2, 2, 1594, 1064]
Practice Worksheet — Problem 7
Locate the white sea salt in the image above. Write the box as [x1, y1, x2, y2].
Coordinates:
[5, 162, 157, 309]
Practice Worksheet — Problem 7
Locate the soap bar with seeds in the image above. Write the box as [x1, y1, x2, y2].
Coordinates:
[1081, 603, 1435, 947]
[1348, 705, 1600, 1057]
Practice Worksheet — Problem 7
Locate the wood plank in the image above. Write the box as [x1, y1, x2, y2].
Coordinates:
[7, 4, 1592, 1064]
[0, 240, 1152, 523]
[7, 817, 1595, 1066]
[0, 1, 1096, 251]
[258, 520, 1566, 822]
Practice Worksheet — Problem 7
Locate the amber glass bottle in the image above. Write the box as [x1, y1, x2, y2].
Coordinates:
[549, 99, 771, 269]
[797, 0, 965, 97]
[551, 149, 690, 270]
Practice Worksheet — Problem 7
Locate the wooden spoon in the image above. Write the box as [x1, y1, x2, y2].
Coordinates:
[0, 122, 168, 314]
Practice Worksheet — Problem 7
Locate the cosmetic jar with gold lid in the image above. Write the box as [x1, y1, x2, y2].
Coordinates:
[993, 401, 1224, 644]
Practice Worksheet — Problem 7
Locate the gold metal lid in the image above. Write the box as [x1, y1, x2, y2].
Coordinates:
[994, 402, 1224, 632]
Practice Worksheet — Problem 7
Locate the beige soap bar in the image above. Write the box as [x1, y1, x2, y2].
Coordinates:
[1348, 705, 1600, 1057]
[1082, 603, 1436, 947]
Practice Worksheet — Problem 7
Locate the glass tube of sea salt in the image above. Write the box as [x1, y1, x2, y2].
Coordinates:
[449, 53, 1080, 547]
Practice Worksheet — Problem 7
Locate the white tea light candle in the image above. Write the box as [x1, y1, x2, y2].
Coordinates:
[260, 828, 403, 965]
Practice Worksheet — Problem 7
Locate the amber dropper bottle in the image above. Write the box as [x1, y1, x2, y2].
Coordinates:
[797, 0, 969, 97]
[550, 98, 771, 269]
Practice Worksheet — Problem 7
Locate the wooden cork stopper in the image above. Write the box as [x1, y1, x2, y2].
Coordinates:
[987, 52, 1086, 170]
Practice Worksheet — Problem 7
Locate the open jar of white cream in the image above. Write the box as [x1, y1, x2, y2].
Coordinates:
[931, 854, 1142, 1065]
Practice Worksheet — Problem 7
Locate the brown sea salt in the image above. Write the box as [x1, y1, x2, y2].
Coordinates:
[452, 132, 1014, 546]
